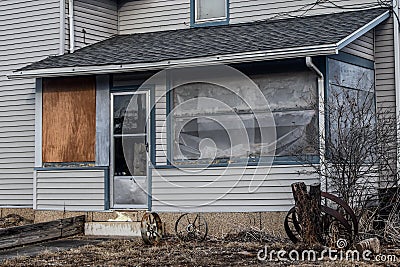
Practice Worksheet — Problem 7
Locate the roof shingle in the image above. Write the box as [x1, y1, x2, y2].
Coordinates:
[20, 8, 388, 71]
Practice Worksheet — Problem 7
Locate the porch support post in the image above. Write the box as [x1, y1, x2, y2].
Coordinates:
[96, 75, 111, 210]
[95, 75, 110, 167]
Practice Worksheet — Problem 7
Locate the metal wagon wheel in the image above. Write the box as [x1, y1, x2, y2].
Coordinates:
[321, 192, 359, 247]
[284, 206, 303, 244]
[285, 192, 358, 247]
[175, 213, 208, 242]
[321, 206, 353, 248]
[141, 212, 163, 245]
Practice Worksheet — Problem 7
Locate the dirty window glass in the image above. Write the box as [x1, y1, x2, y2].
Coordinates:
[328, 59, 376, 161]
[252, 71, 318, 157]
[196, 0, 226, 21]
[172, 70, 318, 165]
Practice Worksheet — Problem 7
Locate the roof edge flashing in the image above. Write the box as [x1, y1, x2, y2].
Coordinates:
[336, 10, 390, 50]
[8, 45, 338, 79]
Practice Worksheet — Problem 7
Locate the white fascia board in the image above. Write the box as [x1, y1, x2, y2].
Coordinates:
[337, 10, 391, 50]
[7, 44, 338, 79]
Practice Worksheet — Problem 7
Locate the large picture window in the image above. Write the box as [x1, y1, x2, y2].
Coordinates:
[171, 70, 318, 165]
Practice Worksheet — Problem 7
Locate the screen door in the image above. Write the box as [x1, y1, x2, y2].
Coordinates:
[111, 91, 149, 209]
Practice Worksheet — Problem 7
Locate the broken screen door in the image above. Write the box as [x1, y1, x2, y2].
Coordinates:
[111, 91, 149, 209]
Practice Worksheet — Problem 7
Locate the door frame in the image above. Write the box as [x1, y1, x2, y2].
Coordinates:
[110, 90, 151, 210]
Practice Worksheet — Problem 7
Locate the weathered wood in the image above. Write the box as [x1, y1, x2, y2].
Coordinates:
[60, 216, 86, 237]
[309, 183, 322, 243]
[0, 216, 85, 249]
[42, 76, 96, 163]
[291, 182, 322, 245]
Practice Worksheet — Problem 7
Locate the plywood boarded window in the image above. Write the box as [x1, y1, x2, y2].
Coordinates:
[42, 76, 96, 163]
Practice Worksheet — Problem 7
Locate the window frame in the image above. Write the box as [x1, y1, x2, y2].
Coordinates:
[191, 0, 229, 27]
[167, 77, 320, 167]
[109, 85, 156, 210]
[326, 56, 377, 164]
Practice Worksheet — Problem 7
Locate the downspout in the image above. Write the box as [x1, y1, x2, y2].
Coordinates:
[392, 0, 400, 176]
[68, 0, 75, 53]
[306, 57, 327, 192]
[59, 0, 66, 55]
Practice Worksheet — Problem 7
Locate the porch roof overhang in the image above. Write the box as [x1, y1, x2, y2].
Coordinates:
[8, 8, 390, 79]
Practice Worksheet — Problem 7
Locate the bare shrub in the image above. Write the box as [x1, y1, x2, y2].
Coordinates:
[299, 68, 399, 244]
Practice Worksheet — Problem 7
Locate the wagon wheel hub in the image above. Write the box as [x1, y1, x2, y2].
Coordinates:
[175, 213, 208, 242]
[186, 223, 195, 233]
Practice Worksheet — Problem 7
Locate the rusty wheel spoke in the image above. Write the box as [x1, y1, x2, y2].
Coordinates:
[141, 212, 163, 245]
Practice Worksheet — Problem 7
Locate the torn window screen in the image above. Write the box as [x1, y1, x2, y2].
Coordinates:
[114, 136, 147, 176]
[172, 70, 318, 164]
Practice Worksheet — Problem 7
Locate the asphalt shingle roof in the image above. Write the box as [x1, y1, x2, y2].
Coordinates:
[20, 8, 388, 71]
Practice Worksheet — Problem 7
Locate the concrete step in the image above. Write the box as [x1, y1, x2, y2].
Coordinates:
[84, 222, 141, 237]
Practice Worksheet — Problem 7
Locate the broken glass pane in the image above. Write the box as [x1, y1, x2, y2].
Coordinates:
[113, 94, 147, 135]
[114, 136, 147, 176]
[172, 70, 319, 164]
[273, 110, 317, 156]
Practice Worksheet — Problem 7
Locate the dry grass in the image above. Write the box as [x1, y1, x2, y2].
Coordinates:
[2, 235, 399, 267]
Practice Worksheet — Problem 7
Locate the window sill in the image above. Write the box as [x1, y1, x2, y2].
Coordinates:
[153, 156, 319, 169]
[35, 166, 108, 171]
[191, 19, 229, 28]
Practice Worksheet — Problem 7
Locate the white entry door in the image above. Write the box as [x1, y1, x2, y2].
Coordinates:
[111, 91, 149, 209]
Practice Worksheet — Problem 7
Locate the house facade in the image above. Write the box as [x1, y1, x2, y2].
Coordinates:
[1, 0, 399, 216]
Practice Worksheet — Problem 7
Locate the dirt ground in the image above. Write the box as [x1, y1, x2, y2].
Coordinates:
[2, 234, 399, 267]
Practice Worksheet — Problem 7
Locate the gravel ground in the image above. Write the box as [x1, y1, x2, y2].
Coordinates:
[2, 235, 399, 267]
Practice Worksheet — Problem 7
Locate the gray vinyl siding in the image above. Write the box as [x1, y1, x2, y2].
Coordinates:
[118, 0, 190, 34]
[69, 0, 118, 50]
[155, 85, 168, 165]
[229, 0, 384, 24]
[375, 17, 396, 113]
[36, 169, 105, 211]
[118, 0, 385, 34]
[341, 30, 375, 61]
[0, 0, 60, 207]
[151, 165, 318, 212]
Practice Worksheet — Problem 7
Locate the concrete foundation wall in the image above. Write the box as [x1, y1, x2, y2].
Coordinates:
[0, 208, 286, 238]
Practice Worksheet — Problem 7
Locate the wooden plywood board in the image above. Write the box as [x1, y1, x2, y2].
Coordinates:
[42, 76, 96, 163]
